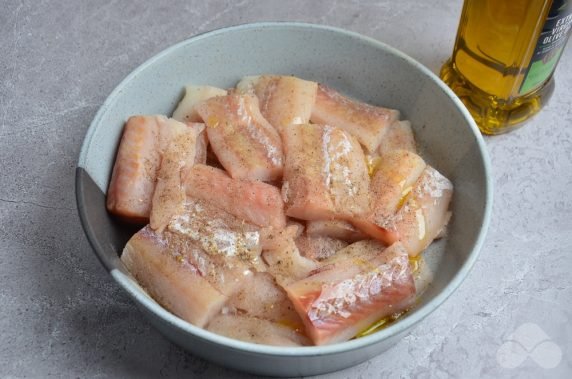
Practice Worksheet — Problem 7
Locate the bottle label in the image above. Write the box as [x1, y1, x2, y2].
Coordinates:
[519, 0, 572, 95]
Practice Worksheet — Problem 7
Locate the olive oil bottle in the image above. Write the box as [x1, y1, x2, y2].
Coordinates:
[441, 0, 572, 134]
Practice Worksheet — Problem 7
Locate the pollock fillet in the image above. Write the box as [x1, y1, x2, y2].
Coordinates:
[285, 241, 416, 345]
[196, 94, 284, 181]
[184, 164, 286, 229]
[172, 85, 228, 123]
[311, 84, 399, 153]
[107, 116, 204, 223]
[281, 123, 370, 221]
[236, 75, 318, 133]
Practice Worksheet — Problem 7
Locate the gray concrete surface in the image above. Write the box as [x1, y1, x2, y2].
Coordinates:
[1, 1, 571, 378]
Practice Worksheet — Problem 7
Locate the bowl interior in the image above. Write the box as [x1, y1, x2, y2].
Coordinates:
[77, 22, 491, 357]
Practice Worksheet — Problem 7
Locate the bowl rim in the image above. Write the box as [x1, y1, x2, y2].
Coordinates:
[76, 21, 493, 357]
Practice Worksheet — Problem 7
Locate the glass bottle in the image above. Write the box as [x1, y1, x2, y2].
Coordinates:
[440, 0, 572, 135]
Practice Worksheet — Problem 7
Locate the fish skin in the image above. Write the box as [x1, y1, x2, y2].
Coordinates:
[285, 241, 416, 345]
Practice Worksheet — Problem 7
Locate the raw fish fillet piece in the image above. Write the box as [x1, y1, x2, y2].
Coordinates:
[121, 225, 227, 327]
[150, 121, 205, 232]
[368, 150, 426, 226]
[172, 85, 227, 123]
[106, 116, 161, 222]
[207, 315, 311, 346]
[226, 272, 305, 330]
[310, 84, 399, 153]
[351, 150, 425, 244]
[392, 166, 453, 256]
[236, 75, 318, 133]
[378, 120, 417, 156]
[305, 220, 366, 243]
[196, 94, 284, 181]
[317, 239, 384, 266]
[285, 241, 415, 345]
[167, 198, 262, 268]
[185, 164, 286, 229]
[263, 236, 318, 287]
[281, 123, 370, 221]
[295, 235, 348, 261]
[260, 223, 303, 251]
[107, 116, 205, 223]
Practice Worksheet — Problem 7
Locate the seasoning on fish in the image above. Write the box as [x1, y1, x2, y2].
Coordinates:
[121, 226, 227, 327]
[369, 150, 426, 226]
[310, 84, 399, 153]
[236, 75, 318, 133]
[107, 116, 204, 223]
[168, 198, 262, 266]
[378, 120, 417, 156]
[172, 85, 227, 123]
[281, 123, 370, 221]
[263, 236, 318, 287]
[196, 94, 284, 181]
[295, 235, 348, 261]
[185, 164, 286, 229]
[150, 121, 205, 232]
[285, 241, 416, 345]
[352, 150, 425, 244]
[260, 223, 303, 251]
[392, 166, 453, 256]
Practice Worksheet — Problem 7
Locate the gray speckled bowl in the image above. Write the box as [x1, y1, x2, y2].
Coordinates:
[76, 22, 492, 377]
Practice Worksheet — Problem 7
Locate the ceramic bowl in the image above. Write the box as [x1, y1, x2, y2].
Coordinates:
[76, 22, 492, 377]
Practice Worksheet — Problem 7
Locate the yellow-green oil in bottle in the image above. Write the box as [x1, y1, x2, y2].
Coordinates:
[441, 0, 572, 134]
